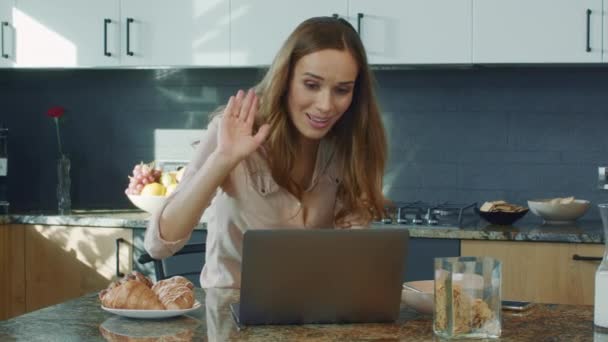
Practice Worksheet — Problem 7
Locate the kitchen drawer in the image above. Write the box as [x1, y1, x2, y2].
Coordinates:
[461, 240, 603, 305]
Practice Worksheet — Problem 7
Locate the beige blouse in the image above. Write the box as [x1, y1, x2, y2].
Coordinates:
[144, 116, 363, 289]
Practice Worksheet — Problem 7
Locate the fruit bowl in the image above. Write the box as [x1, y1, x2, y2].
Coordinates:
[527, 199, 590, 223]
[127, 194, 167, 215]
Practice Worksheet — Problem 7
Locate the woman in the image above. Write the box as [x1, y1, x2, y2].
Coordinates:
[145, 16, 387, 288]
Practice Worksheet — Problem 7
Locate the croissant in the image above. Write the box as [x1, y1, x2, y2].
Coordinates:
[152, 276, 195, 310]
[99, 274, 165, 310]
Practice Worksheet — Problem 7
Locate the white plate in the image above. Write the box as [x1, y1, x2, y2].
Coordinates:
[101, 300, 202, 319]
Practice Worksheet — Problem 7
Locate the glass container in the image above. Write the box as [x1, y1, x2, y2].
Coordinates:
[434, 256, 502, 339]
[595, 204, 608, 331]
[57, 155, 71, 215]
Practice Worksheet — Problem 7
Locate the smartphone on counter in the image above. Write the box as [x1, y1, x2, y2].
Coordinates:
[502, 300, 535, 311]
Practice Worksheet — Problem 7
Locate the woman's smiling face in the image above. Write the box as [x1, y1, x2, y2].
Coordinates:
[287, 48, 359, 143]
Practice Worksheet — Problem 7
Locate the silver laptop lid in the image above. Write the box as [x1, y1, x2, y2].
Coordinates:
[238, 228, 409, 325]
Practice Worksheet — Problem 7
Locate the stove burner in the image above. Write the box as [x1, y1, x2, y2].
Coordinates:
[381, 201, 478, 227]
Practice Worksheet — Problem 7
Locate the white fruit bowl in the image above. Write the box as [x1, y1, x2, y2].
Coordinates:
[527, 199, 590, 224]
[127, 194, 167, 215]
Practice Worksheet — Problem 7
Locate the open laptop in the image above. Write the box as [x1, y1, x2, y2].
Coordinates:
[230, 228, 409, 326]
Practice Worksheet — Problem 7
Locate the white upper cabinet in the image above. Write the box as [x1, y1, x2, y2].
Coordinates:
[14, 0, 120, 67]
[230, 0, 347, 66]
[349, 0, 472, 64]
[13, 0, 229, 68]
[0, 0, 15, 67]
[473, 0, 603, 63]
[604, 8, 608, 63]
[121, 0, 229, 67]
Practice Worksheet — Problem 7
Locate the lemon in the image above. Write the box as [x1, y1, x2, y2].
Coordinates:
[141, 182, 166, 196]
[166, 183, 178, 196]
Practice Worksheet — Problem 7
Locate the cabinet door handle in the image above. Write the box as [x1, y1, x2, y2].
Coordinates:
[572, 254, 602, 261]
[126, 18, 134, 56]
[115, 238, 126, 278]
[586, 9, 591, 52]
[1, 21, 8, 59]
[357, 13, 364, 36]
[103, 19, 111, 57]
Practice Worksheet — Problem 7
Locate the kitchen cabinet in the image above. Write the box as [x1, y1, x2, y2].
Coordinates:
[473, 0, 603, 63]
[349, 0, 472, 64]
[24, 225, 133, 313]
[120, 0, 230, 67]
[0, 0, 15, 67]
[0, 224, 132, 319]
[604, 7, 608, 63]
[230, 0, 347, 66]
[461, 240, 603, 305]
[0, 225, 26, 320]
[14, 0, 120, 67]
[13, 0, 230, 68]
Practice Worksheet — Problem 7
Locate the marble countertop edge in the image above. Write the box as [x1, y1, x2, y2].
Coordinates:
[1, 211, 604, 244]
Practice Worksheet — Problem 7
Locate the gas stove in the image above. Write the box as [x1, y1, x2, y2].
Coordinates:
[380, 201, 479, 227]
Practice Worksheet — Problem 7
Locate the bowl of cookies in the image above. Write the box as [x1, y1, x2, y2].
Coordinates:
[476, 200, 529, 226]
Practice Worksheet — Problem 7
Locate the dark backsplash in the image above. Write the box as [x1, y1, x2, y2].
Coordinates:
[1, 67, 608, 219]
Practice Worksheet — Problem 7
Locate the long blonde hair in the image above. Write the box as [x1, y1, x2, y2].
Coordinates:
[252, 16, 387, 225]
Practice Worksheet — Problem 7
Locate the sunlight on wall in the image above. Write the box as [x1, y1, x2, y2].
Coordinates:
[14, 8, 76, 67]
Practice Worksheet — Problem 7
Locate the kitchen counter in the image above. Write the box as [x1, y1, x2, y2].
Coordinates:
[2, 210, 604, 244]
[3, 209, 207, 230]
[0, 288, 601, 341]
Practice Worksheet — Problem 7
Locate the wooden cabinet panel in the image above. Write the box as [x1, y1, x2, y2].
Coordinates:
[24, 225, 132, 312]
[0, 224, 26, 320]
[461, 240, 603, 305]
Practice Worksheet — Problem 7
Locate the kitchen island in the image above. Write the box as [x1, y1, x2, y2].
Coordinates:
[1, 210, 605, 319]
[0, 288, 601, 341]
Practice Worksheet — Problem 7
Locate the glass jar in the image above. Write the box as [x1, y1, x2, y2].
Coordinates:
[434, 256, 502, 339]
[595, 204, 608, 331]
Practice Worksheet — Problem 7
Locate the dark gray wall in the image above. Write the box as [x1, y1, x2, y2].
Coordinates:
[2, 67, 608, 218]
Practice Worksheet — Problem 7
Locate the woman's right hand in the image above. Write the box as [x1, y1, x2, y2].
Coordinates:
[216, 89, 271, 164]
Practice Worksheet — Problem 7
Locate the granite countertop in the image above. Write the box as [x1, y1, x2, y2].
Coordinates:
[1, 210, 605, 244]
[3, 209, 207, 230]
[0, 288, 602, 341]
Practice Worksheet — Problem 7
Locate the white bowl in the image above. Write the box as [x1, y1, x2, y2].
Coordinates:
[402, 280, 434, 315]
[527, 199, 590, 223]
[127, 194, 167, 215]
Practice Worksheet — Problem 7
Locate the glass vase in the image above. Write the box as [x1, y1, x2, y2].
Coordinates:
[595, 204, 608, 331]
[57, 155, 71, 215]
